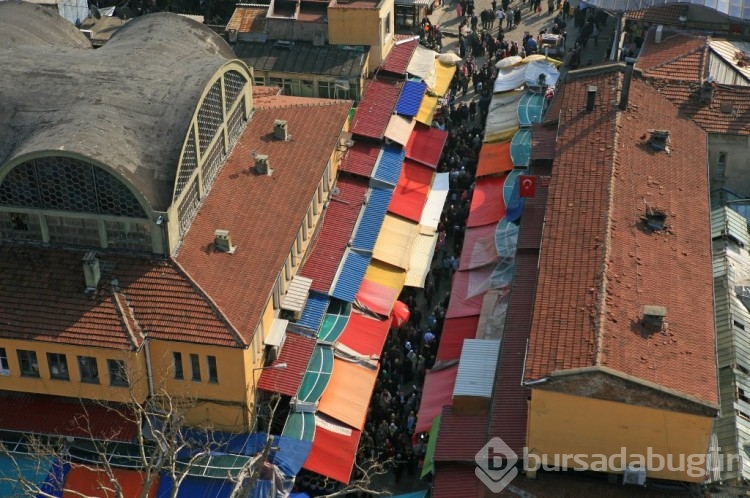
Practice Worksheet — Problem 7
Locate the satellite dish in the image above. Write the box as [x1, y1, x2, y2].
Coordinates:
[90, 5, 101, 19]
[118, 6, 132, 20]
[332, 187, 341, 196]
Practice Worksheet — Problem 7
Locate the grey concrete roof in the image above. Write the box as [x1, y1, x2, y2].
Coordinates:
[234, 41, 367, 79]
[0, 2, 241, 213]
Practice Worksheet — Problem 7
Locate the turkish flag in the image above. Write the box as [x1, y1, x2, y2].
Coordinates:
[519, 175, 536, 198]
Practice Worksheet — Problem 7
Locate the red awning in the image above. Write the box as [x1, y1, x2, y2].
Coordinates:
[415, 362, 458, 433]
[388, 159, 434, 222]
[257, 331, 316, 397]
[62, 465, 159, 498]
[459, 224, 499, 271]
[467, 175, 508, 228]
[405, 124, 448, 169]
[476, 141, 514, 177]
[435, 315, 480, 361]
[445, 265, 494, 319]
[304, 415, 362, 484]
[337, 312, 391, 358]
[355, 278, 399, 316]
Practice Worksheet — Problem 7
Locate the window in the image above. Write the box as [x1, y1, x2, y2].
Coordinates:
[107, 359, 128, 386]
[77, 356, 99, 383]
[10, 213, 28, 231]
[47, 353, 69, 380]
[384, 12, 391, 35]
[253, 76, 266, 86]
[717, 152, 728, 179]
[173, 352, 184, 380]
[207, 356, 218, 383]
[17, 350, 39, 377]
[318, 80, 333, 99]
[0, 348, 9, 375]
[190, 354, 201, 381]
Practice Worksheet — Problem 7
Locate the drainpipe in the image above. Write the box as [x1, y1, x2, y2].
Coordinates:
[143, 339, 156, 398]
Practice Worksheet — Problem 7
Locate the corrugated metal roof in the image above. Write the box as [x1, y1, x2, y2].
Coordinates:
[453, 339, 501, 398]
[291, 291, 330, 334]
[405, 124, 448, 169]
[350, 78, 403, 140]
[257, 331, 316, 397]
[372, 144, 405, 185]
[372, 214, 420, 270]
[340, 142, 382, 178]
[351, 187, 394, 252]
[431, 463, 482, 498]
[396, 80, 427, 117]
[330, 249, 372, 302]
[709, 40, 750, 84]
[405, 229, 438, 287]
[301, 175, 369, 293]
[234, 41, 367, 79]
[530, 123, 556, 162]
[712, 207, 750, 247]
[380, 38, 419, 76]
[433, 405, 488, 462]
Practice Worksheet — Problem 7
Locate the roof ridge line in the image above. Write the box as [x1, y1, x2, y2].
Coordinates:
[111, 291, 143, 349]
[649, 40, 707, 73]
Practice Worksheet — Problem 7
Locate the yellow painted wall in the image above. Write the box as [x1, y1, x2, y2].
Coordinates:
[527, 389, 714, 483]
[0, 338, 148, 403]
[328, 0, 394, 67]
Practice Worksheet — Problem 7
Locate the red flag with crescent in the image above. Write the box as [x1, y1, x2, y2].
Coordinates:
[519, 175, 536, 198]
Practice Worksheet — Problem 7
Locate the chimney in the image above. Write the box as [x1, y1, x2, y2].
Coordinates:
[586, 86, 597, 111]
[214, 229, 236, 254]
[254, 154, 273, 176]
[654, 24, 663, 44]
[619, 58, 636, 110]
[273, 120, 289, 141]
[83, 252, 101, 290]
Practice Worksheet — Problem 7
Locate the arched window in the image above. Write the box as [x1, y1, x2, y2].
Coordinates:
[0, 157, 147, 218]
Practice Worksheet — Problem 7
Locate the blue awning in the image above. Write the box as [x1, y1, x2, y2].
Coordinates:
[372, 144, 405, 186]
[157, 473, 235, 498]
[290, 291, 329, 334]
[351, 187, 393, 252]
[518, 91, 545, 127]
[330, 249, 372, 303]
[510, 128, 531, 168]
[396, 81, 427, 117]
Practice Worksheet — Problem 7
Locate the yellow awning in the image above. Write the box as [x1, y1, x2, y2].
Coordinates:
[416, 94, 438, 125]
[433, 62, 456, 98]
[405, 228, 438, 288]
[373, 214, 420, 270]
[365, 259, 407, 293]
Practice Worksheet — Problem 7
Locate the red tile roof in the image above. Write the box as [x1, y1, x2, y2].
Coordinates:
[176, 98, 352, 344]
[0, 390, 137, 442]
[256, 331, 316, 397]
[350, 78, 403, 140]
[301, 175, 369, 293]
[0, 246, 236, 348]
[433, 406, 487, 462]
[530, 123, 556, 162]
[432, 463, 482, 498]
[636, 28, 707, 81]
[405, 123, 448, 169]
[340, 141, 381, 177]
[226, 5, 268, 33]
[526, 68, 718, 405]
[380, 38, 418, 76]
[252, 85, 282, 98]
[624, 4, 689, 25]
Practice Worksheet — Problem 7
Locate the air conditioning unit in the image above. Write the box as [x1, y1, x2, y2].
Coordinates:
[290, 397, 318, 413]
[623, 463, 646, 486]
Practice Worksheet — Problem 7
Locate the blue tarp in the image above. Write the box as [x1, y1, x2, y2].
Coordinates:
[330, 249, 372, 303]
[351, 187, 393, 252]
[396, 81, 427, 117]
[372, 144, 405, 185]
[157, 473, 234, 498]
[0, 454, 60, 498]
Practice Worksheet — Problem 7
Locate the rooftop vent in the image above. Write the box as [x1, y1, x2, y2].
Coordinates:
[83, 251, 101, 290]
[227, 28, 238, 44]
[214, 229, 236, 254]
[274, 40, 293, 50]
[273, 120, 290, 141]
[586, 85, 597, 111]
[700, 76, 716, 104]
[642, 305, 667, 332]
[654, 25, 664, 44]
[619, 58, 636, 110]
[646, 129, 670, 152]
[643, 205, 667, 231]
[720, 102, 735, 114]
[254, 154, 273, 176]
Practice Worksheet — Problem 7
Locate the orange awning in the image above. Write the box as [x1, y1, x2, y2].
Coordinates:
[63, 465, 159, 498]
[318, 358, 379, 430]
[476, 141, 513, 177]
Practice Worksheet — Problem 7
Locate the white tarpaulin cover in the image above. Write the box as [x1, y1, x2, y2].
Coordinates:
[407, 45, 439, 92]
[493, 65, 528, 93]
[524, 61, 561, 87]
[420, 172, 449, 230]
[384, 115, 416, 145]
[484, 90, 523, 143]
[57, 0, 88, 25]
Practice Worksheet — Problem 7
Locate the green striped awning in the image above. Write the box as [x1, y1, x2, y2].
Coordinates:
[296, 345, 334, 403]
[282, 412, 316, 442]
[318, 300, 351, 343]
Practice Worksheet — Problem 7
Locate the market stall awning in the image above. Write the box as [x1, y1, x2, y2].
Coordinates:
[467, 175, 508, 228]
[445, 264, 494, 319]
[420, 172, 449, 230]
[381, 37, 419, 76]
[350, 78, 403, 140]
[476, 141, 513, 177]
[484, 90, 524, 144]
[415, 362, 458, 433]
[340, 141, 382, 178]
[330, 248, 372, 303]
[318, 358, 379, 430]
[406, 45, 438, 90]
[459, 223, 499, 271]
[415, 94, 438, 125]
[405, 229, 438, 288]
[303, 414, 362, 484]
[435, 315, 481, 361]
[296, 345, 334, 403]
[319, 300, 352, 343]
[518, 91, 545, 127]
[405, 124, 448, 169]
[431, 463, 481, 498]
[396, 80, 427, 116]
[510, 127, 532, 167]
[388, 159, 434, 222]
[351, 186, 393, 253]
[420, 416, 441, 478]
[384, 114, 416, 145]
[0, 454, 60, 498]
[355, 278, 399, 316]
[337, 311, 391, 357]
[453, 339, 501, 399]
[291, 291, 330, 334]
[283, 411, 316, 442]
[157, 473, 234, 498]
[63, 465, 159, 498]
[492, 64, 527, 93]
[373, 214, 420, 270]
[433, 61, 456, 98]
[364, 259, 407, 293]
[433, 405, 489, 463]
[372, 143, 406, 186]
[257, 331, 316, 397]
